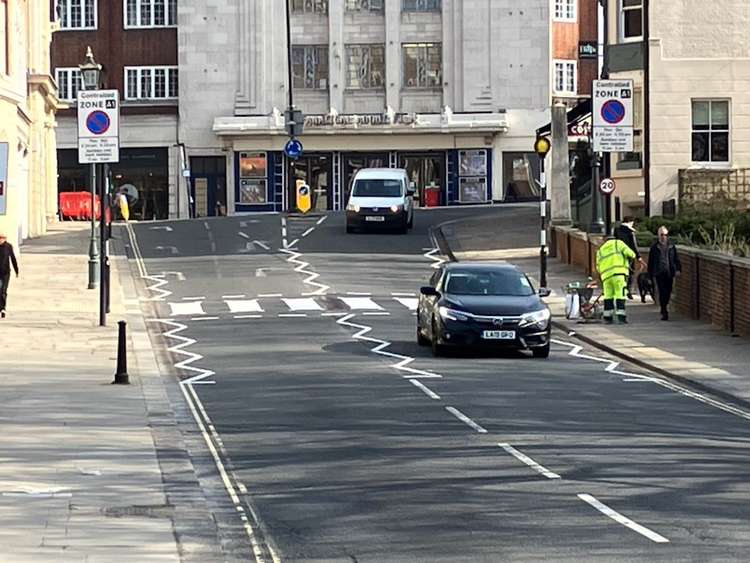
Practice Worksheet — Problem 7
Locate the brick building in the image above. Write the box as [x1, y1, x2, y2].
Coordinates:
[51, 0, 179, 220]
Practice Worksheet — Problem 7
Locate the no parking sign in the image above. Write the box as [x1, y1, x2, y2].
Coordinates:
[593, 80, 634, 153]
[77, 90, 120, 164]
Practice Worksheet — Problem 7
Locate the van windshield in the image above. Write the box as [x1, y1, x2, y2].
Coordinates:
[352, 179, 403, 198]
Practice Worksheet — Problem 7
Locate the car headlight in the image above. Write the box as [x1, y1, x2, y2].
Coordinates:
[519, 308, 551, 328]
[390, 204, 403, 213]
[347, 203, 360, 212]
[438, 306, 469, 322]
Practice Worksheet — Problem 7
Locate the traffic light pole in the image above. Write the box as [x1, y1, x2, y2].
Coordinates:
[98, 163, 108, 327]
[539, 157, 548, 289]
[285, 0, 294, 111]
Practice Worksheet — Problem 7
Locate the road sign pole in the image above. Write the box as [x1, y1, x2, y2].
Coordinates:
[591, 154, 604, 234]
[99, 164, 107, 327]
[88, 163, 99, 289]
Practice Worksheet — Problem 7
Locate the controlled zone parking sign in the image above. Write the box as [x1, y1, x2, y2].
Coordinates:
[593, 79, 634, 153]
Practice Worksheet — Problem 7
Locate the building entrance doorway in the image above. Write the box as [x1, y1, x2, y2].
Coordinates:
[288, 154, 332, 212]
[190, 156, 227, 217]
[399, 153, 446, 207]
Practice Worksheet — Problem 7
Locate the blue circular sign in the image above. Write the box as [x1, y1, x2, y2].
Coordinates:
[601, 100, 626, 125]
[86, 110, 111, 135]
[284, 138, 304, 160]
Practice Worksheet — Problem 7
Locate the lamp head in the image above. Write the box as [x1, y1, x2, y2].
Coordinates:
[79, 46, 102, 90]
[534, 136, 551, 158]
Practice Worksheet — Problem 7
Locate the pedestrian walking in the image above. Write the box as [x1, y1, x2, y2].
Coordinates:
[0, 232, 19, 319]
[596, 236, 636, 324]
[647, 226, 682, 321]
[614, 216, 646, 299]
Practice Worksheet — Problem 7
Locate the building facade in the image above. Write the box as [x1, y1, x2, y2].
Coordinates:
[606, 0, 750, 217]
[0, 0, 61, 248]
[51, 0, 179, 221]
[179, 0, 551, 216]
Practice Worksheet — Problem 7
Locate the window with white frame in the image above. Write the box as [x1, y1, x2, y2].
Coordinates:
[554, 0, 576, 21]
[345, 0, 383, 12]
[55, 68, 82, 101]
[125, 0, 177, 28]
[692, 100, 730, 163]
[124, 66, 178, 100]
[403, 43, 442, 88]
[346, 44, 385, 89]
[292, 46, 329, 89]
[553, 60, 577, 95]
[291, 0, 328, 14]
[620, 0, 643, 41]
[58, 0, 97, 30]
[402, 0, 441, 12]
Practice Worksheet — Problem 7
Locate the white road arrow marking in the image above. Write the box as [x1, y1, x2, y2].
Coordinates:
[161, 271, 186, 281]
[150, 226, 173, 232]
[156, 245, 179, 255]
[253, 240, 270, 251]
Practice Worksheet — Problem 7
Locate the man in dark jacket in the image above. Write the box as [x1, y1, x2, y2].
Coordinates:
[615, 216, 645, 299]
[648, 226, 682, 321]
[0, 232, 19, 318]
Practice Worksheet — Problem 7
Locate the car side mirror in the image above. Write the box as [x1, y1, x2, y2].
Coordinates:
[420, 286, 440, 297]
[539, 287, 551, 298]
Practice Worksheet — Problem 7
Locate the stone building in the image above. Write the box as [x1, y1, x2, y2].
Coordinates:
[0, 0, 61, 248]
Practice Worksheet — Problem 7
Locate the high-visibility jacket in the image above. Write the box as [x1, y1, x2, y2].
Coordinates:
[596, 238, 635, 281]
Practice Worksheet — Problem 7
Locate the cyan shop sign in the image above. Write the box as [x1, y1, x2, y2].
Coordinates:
[0, 142, 8, 216]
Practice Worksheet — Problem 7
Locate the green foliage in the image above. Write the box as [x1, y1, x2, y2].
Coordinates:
[636, 208, 750, 257]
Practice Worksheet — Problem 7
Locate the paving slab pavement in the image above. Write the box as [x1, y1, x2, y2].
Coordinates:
[0, 222, 218, 561]
[436, 218, 750, 409]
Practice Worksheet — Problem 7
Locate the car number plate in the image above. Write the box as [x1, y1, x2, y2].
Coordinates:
[481, 330, 516, 340]
[365, 216, 385, 222]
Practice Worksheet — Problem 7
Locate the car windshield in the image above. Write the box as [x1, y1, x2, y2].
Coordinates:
[352, 179, 403, 197]
[444, 269, 535, 297]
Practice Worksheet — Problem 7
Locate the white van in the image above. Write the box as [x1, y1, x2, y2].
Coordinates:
[345, 168, 415, 234]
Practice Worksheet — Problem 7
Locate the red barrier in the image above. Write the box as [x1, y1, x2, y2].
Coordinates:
[59, 191, 110, 221]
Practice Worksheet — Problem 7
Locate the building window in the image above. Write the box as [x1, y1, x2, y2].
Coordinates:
[292, 46, 328, 90]
[553, 60, 577, 95]
[125, 0, 177, 28]
[55, 68, 82, 101]
[0, 0, 8, 75]
[554, 0, 576, 21]
[124, 66, 178, 100]
[346, 0, 383, 11]
[403, 43, 442, 88]
[59, 0, 97, 30]
[402, 0, 441, 11]
[692, 100, 730, 163]
[346, 44, 385, 89]
[620, 0, 642, 41]
[291, 0, 328, 14]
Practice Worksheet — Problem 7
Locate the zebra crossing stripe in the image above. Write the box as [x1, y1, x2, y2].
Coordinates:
[169, 301, 205, 316]
[339, 297, 383, 311]
[393, 297, 418, 311]
[225, 299, 264, 313]
[282, 297, 324, 311]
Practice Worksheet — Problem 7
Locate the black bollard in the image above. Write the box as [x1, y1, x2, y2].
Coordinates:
[113, 320, 130, 385]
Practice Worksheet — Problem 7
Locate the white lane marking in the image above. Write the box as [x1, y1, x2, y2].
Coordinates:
[285, 238, 299, 249]
[282, 297, 323, 312]
[392, 292, 416, 297]
[254, 240, 270, 251]
[446, 406, 488, 434]
[551, 338, 750, 421]
[337, 314, 442, 379]
[410, 379, 441, 400]
[340, 297, 383, 310]
[346, 291, 372, 296]
[226, 300, 264, 313]
[203, 221, 210, 230]
[498, 443, 560, 479]
[362, 311, 390, 316]
[169, 301, 205, 317]
[150, 225, 173, 232]
[280, 248, 330, 295]
[577, 494, 670, 543]
[281, 216, 287, 248]
[223, 294, 246, 299]
[301, 227, 315, 238]
[278, 313, 307, 318]
[238, 232, 250, 240]
[424, 247, 447, 269]
[258, 293, 283, 298]
[182, 296, 206, 301]
[316, 216, 327, 225]
[321, 312, 348, 317]
[394, 297, 419, 311]
[191, 316, 219, 321]
[234, 315, 263, 320]
[151, 320, 215, 385]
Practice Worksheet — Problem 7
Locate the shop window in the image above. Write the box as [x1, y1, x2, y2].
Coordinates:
[402, 0, 441, 12]
[554, 0, 576, 21]
[125, 0, 177, 28]
[292, 46, 328, 90]
[692, 100, 730, 163]
[238, 152, 268, 205]
[620, 0, 642, 41]
[343, 153, 388, 200]
[346, 0, 383, 12]
[346, 44, 385, 89]
[291, 0, 328, 14]
[502, 152, 538, 201]
[403, 43, 442, 89]
[554, 60, 577, 95]
[55, 68, 82, 102]
[458, 150, 489, 204]
[124, 66, 178, 100]
[58, 0, 96, 30]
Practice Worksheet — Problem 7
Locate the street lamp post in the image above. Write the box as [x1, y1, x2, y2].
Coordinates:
[79, 47, 102, 290]
[534, 136, 552, 288]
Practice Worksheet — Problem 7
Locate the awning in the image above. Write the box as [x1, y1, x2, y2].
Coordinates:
[536, 98, 592, 137]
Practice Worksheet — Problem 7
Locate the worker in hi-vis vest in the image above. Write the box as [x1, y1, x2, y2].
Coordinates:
[595, 237, 636, 324]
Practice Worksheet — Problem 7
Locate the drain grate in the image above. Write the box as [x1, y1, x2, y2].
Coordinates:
[103, 504, 175, 519]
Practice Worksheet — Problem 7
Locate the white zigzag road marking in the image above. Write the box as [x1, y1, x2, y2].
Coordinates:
[551, 338, 750, 421]
[151, 319, 216, 385]
[423, 247, 447, 269]
[141, 274, 171, 301]
[280, 247, 330, 295]
[337, 314, 442, 379]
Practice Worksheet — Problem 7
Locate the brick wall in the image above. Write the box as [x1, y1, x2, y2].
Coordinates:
[554, 227, 750, 337]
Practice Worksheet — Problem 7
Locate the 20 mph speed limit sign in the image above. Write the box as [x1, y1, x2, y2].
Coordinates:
[599, 178, 616, 195]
